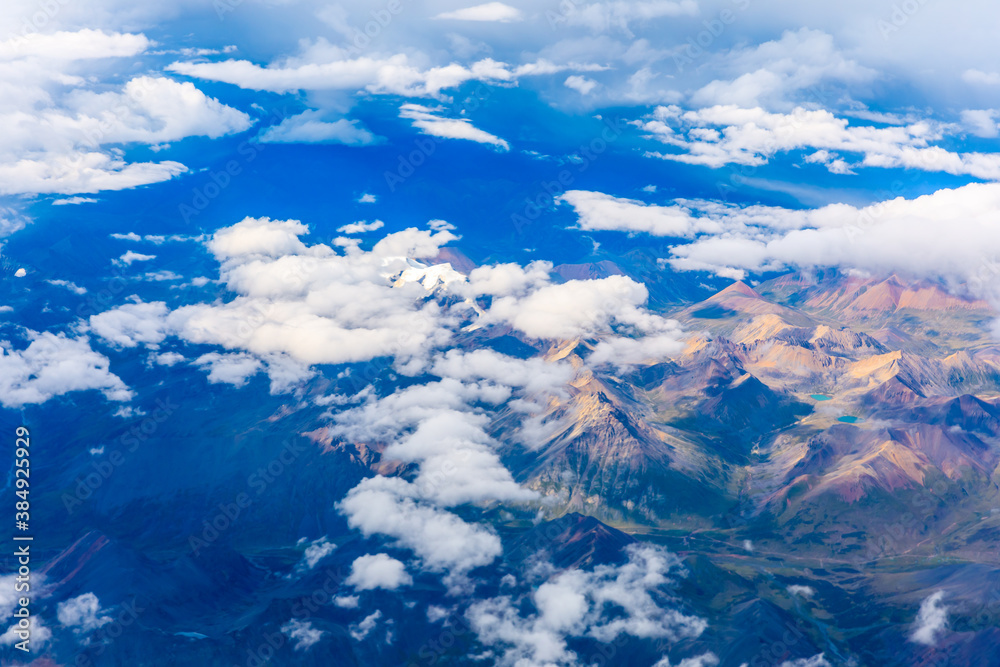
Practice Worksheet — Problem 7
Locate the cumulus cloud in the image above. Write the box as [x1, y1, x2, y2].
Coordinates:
[281, 618, 325, 651]
[482, 273, 683, 360]
[206, 216, 314, 260]
[564, 75, 598, 95]
[152, 352, 185, 366]
[0, 573, 44, 622]
[0, 332, 132, 407]
[47, 279, 86, 295]
[256, 111, 382, 145]
[57, 593, 112, 633]
[80, 216, 696, 593]
[339, 472, 507, 580]
[337, 220, 385, 234]
[467, 544, 707, 666]
[93, 216, 686, 384]
[0, 29, 148, 61]
[0, 35, 252, 196]
[52, 196, 98, 205]
[168, 52, 514, 98]
[298, 536, 336, 570]
[658, 182, 1000, 291]
[639, 104, 1000, 180]
[350, 610, 382, 641]
[399, 104, 510, 151]
[65, 76, 252, 144]
[0, 616, 51, 647]
[87, 219, 466, 380]
[0, 154, 187, 196]
[563, 183, 1000, 296]
[89, 300, 170, 347]
[910, 591, 948, 646]
[689, 29, 875, 109]
[961, 109, 1000, 138]
[328, 345, 580, 587]
[347, 553, 413, 590]
[787, 585, 816, 598]
[430, 349, 574, 397]
[558, 190, 697, 236]
[195, 352, 263, 387]
[113, 251, 155, 267]
[435, 2, 524, 22]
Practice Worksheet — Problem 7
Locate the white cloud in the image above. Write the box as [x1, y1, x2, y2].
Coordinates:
[0, 616, 51, 648]
[787, 585, 816, 598]
[57, 593, 112, 633]
[0, 573, 40, 622]
[52, 196, 98, 205]
[657, 182, 1000, 292]
[65, 76, 253, 144]
[206, 216, 314, 260]
[910, 591, 948, 646]
[337, 220, 385, 234]
[256, 111, 382, 146]
[281, 618, 325, 651]
[195, 352, 262, 387]
[152, 352, 185, 366]
[89, 300, 170, 347]
[0, 41, 252, 195]
[92, 216, 686, 385]
[639, 104, 1000, 180]
[961, 109, 1000, 138]
[168, 52, 514, 98]
[113, 251, 155, 267]
[339, 474, 506, 579]
[564, 75, 598, 95]
[430, 349, 575, 396]
[467, 544, 707, 666]
[358, 193, 377, 203]
[0, 332, 132, 407]
[558, 190, 697, 236]
[350, 610, 382, 641]
[689, 29, 875, 109]
[0, 155, 188, 197]
[483, 274, 682, 350]
[0, 29, 149, 61]
[963, 69, 1000, 86]
[435, 2, 524, 22]
[329, 347, 578, 586]
[399, 104, 510, 151]
[88, 219, 465, 376]
[429, 219, 456, 232]
[77, 216, 698, 594]
[297, 536, 337, 570]
[45, 280, 87, 294]
[347, 553, 413, 591]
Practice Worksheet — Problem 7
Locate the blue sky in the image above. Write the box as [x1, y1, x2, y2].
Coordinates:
[5, 0, 1000, 286]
